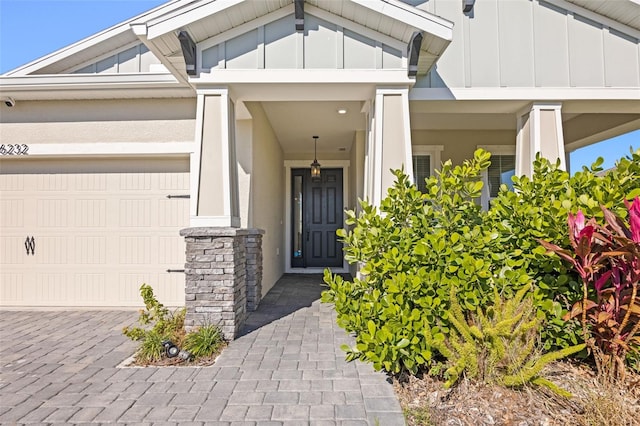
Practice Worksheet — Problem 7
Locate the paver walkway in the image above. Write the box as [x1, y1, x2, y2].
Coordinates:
[0, 274, 406, 425]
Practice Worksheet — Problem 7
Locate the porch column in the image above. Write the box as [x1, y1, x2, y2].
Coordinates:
[515, 102, 566, 177]
[190, 88, 240, 227]
[364, 87, 413, 206]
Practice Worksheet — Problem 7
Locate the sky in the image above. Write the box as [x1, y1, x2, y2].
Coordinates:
[0, 0, 638, 170]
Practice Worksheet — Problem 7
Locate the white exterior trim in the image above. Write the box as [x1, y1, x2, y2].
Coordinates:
[194, 69, 413, 85]
[409, 87, 640, 101]
[350, 0, 453, 41]
[412, 144, 444, 177]
[0, 142, 194, 157]
[283, 160, 350, 274]
[372, 90, 384, 207]
[191, 93, 206, 217]
[145, 0, 246, 40]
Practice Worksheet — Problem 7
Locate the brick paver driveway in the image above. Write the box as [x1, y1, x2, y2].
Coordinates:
[0, 275, 405, 425]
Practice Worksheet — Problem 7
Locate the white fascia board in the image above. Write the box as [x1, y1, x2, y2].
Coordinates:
[194, 69, 412, 84]
[0, 73, 180, 91]
[409, 87, 640, 101]
[4, 0, 187, 77]
[146, 0, 246, 40]
[350, 0, 453, 42]
[6, 142, 195, 157]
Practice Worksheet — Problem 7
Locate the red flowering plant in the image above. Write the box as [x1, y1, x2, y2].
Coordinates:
[539, 197, 640, 382]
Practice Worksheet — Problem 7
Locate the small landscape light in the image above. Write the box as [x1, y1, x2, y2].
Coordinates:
[162, 340, 180, 358]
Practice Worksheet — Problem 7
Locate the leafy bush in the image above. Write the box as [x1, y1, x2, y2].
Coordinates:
[488, 150, 640, 350]
[183, 324, 224, 358]
[323, 150, 532, 374]
[123, 284, 186, 363]
[427, 284, 584, 395]
[540, 201, 640, 381]
[323, 148, 640, 376]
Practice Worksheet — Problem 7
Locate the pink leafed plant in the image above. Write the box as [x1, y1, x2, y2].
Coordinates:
[539, 197, 640, 382]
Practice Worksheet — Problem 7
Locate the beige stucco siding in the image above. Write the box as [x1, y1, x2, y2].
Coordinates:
[0, 99, 196, 144]
[415, 0, 640, 89]
[246, 102, 285, 297]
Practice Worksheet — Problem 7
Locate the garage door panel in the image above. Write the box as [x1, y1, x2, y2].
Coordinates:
[36, 273, 69, 303]
[0, 158, 189, 308]
[75, 200, 107, 227]
[75, 236, 107, 264]
[159, 199, 190, 226]
[0, 199, 24, 228]
[0, 237, 26, 264]
[37, 199, 69, 227]
[119, 199, 152, 227]
[0, 273, 24, 303]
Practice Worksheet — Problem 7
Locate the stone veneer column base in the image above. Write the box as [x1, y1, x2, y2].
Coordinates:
[180, 227, 264, 340]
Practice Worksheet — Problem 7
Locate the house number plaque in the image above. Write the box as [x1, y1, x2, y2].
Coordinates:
[0, 144, 29, 155]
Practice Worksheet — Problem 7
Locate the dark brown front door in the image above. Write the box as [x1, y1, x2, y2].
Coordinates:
[291, 168, 343, 268]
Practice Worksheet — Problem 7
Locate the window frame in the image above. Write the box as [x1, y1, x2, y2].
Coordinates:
[412, 145, 443, 192]
[478, 145, 516, 210]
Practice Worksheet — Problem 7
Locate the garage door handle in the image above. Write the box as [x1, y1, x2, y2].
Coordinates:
[166, 269, 185, 273]
[25, 236, 35, 255]
[166, 195, 190, 199]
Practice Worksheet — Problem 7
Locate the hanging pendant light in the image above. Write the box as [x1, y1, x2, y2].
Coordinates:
[311, 135, 321, 183]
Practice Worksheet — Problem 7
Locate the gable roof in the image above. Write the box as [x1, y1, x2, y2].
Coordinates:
[4, 0, 453, 81]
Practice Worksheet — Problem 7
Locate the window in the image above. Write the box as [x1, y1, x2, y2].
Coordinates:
[412, 145, 443, 193]
[479, 145, 516, 210]
[412, 155, 431, 193]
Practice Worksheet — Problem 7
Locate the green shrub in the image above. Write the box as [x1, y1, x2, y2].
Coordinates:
[323, 148, 640, 375]
[323, 150, 532, 373]
[183, 324, 224, 358]
[488, 150, 640, 350]
[122, 284, 185, 362]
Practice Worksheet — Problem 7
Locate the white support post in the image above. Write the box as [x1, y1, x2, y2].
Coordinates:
[190, 87, 240, 227]
[367, 87, 413, 206]
[516, 102, 565, 177]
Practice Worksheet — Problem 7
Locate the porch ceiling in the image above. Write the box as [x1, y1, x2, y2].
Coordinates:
[259, 100, 366, 154]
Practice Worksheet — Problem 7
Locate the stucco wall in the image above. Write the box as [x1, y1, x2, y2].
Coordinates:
[245, 102, 285, 297]
[412, 129, 516, 167]
[0, 99, 196, 144]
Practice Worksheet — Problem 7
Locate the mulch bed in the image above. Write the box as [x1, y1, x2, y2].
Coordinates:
[393, 361, 640, 426]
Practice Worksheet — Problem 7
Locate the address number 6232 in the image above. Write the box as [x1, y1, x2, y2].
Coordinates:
[0, 144, 29, 155]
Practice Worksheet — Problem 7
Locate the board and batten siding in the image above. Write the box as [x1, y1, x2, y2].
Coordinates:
[200, 13, 403, 71]
[414, 0, 640, 88]
[70, 43, 165, 74]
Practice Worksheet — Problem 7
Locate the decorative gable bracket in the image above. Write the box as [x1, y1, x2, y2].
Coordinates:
[295, 0, 304, 31]
[407, 32, 423, 77]
[178, 30, 197, 75]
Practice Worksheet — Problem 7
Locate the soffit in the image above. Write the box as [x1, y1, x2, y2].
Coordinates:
[563, 0, 640, 30]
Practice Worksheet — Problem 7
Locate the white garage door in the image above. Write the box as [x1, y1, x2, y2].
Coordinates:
[0, 157, 189, 307]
